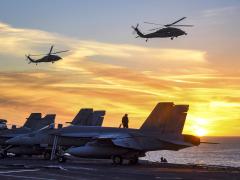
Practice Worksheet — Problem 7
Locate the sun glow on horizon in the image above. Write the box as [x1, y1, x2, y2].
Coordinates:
[187, 117, 210, 137]
[195, 128, 207, 137]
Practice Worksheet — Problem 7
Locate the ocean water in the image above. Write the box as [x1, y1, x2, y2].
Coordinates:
[143, 137, 240, 167]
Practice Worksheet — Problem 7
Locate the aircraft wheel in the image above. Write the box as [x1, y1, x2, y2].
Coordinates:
[58, 156, 66, 163]
[112, 155, 123, 165]
[128, 156, 139, 165]
[43, 151, 51, 160]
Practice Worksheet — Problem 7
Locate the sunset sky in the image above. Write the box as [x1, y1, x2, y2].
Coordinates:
[0, 0, 239, 136]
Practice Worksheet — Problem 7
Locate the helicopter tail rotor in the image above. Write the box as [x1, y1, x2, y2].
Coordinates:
[131, 24, 145, 38]
[131, 24, 139, 34]
[25, 55, 31, 64]
[25, 54, 36, 64]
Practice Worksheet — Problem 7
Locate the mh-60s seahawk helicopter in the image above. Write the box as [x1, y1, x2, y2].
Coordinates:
[132, 17, 193, 42]
[26, 45, 69, 65]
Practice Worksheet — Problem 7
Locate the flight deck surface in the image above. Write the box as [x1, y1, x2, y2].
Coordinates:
[0, 157, 239, 180]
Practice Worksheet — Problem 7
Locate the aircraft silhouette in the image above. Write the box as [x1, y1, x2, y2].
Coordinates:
[7, 102, 216, 164]
[132, 17, 193, 41]
[26, 45, 69, 65]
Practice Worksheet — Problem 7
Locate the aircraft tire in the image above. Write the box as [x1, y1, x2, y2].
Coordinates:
[112, 155, 123, 165]
[58, 156, 66, 163]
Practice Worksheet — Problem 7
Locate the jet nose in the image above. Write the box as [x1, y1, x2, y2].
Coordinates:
[65, 147, 77, 156]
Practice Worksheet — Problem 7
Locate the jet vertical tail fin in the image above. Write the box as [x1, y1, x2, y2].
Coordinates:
[140, 102, 173, 131]
[140, 102, 189, 135]
[89, 110, 105, 126]
[38, 114, 56, 129]
[23, 113, 42, 129]
[162, 105, 188, 134]
[70, 109, 105, 126]
[71, 109, 93, 126]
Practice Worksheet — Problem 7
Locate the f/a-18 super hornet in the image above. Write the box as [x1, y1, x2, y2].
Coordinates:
[26, 45, 69, 65]
[0, 113, 55, 158]
[6, 108, 106, 160]
[132, 17, 193, 41]
[8, 103, 210, 164]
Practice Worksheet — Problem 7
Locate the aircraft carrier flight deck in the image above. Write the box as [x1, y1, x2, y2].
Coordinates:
[0, 157, 239, 180]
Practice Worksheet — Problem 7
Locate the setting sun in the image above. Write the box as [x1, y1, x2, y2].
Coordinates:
[195, 128, 207, 137]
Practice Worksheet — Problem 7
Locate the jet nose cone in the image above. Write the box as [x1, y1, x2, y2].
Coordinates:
[65, 147, 77, 155]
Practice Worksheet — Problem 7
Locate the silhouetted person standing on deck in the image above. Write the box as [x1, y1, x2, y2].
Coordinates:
[122, 114, 129, 128]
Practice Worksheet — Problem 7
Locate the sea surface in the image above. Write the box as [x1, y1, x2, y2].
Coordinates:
[143, 137, 240, 167]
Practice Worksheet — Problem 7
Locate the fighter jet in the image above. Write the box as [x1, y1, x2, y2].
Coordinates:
[7, 103, 204, 164]
[0, 113, 55, 158]
[62, 102, 202, 164]
[6, 108, 106, 160]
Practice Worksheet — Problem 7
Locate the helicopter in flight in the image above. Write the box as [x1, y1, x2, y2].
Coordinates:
[25, 45, 69, 65]
[132, 17, 193, 42]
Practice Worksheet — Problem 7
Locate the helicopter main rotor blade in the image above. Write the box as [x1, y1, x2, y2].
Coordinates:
[144, 22, 163, 26]
[170, 24, 194, 27]
[49, 45, 54, 54]
[166, 17, 186, 26]
[148, 27, 161, 31]
[51, 50, 70, 54]
[28, 54, 48, 57]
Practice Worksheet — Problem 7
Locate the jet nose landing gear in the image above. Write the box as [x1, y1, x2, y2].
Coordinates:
[112, 155, 123, 165]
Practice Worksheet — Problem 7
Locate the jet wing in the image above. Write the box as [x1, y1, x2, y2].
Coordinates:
[0, 134, 18, 138]
[89, 133, 144, 150]
[96, 133, 132, 139]
[51, 132, 99, 138]
[88, 134, 194, 151]
[111, 137, 143, 150]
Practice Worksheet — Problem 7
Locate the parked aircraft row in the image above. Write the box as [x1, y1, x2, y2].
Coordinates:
[1, 102, 203, 165]
[0, 109, 105, 159]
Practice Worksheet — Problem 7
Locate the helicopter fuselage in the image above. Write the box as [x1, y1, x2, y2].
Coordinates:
[27, 54, 62, 64]
[26, 45, 69, 65]
[145, 27, 186, 38]
[34, 55, 62, 63]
